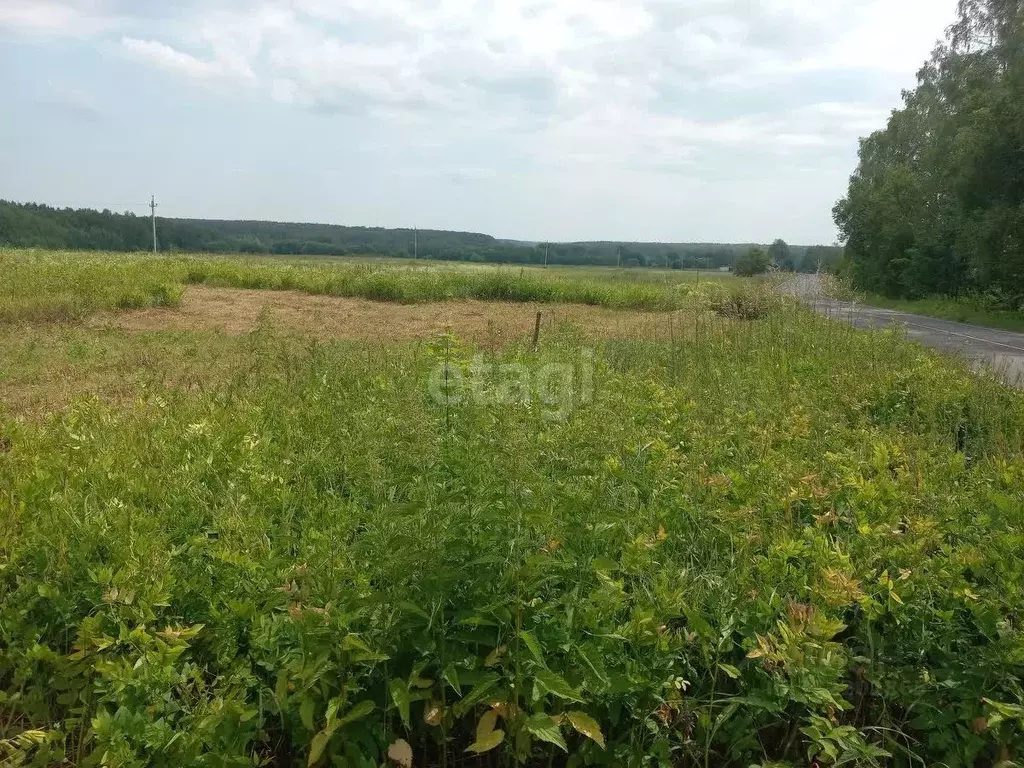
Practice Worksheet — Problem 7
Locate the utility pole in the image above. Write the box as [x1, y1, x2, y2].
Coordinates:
[414, 227, 418, 261]
[150, 195, 158, 253]
[617, 246, 621, 269]
[544, 243, 549, 268]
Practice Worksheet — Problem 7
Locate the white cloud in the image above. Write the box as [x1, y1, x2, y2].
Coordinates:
[121, 37, 236, 81]
[0, 0, 963, 241]
[0, 0, 112, 37]
[6, 0, 958, 135]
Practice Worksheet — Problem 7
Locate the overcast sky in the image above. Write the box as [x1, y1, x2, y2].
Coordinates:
[0, 0, 958, 244]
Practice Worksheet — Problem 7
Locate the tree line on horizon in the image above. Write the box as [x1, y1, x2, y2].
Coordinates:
[0, 200, 841, 272]
[834, 0, 1024, 308]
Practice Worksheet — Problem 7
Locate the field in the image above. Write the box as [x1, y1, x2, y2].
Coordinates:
[0, 251, 725, 326]
[1, 250, 1024, 767]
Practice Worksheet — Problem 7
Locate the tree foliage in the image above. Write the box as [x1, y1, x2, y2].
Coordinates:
[834, 0, 1024, 304]
[735, 246, 772, 276]
[0, 201, 841, 271]
[769, 239, 794, 271]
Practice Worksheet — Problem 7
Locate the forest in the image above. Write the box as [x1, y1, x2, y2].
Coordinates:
[834, 0, 1024, 308]
[0, 200, 841, 272]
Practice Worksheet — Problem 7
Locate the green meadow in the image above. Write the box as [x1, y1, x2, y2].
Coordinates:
[1, 250, 1023, 767]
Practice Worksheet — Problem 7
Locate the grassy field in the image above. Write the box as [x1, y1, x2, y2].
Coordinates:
[2, 250, 1024, 767]
[0, 250, 728, 324]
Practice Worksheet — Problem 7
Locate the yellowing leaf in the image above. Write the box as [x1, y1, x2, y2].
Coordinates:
[308, 730, 329, 766]
[387, 738, 414, 767]
[490, 701, 517, 719]
[466, 729, 505, 753]
[567, 711, 606, 749]
[424, 701, 443, 727]
[484, 645, 507, 667]
[476, 710, 499, 741]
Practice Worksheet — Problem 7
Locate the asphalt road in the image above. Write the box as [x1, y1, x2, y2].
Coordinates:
[785, 275, 1024, 387]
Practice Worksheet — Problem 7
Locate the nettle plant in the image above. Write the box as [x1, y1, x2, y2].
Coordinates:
[2, 292, 1024, 767]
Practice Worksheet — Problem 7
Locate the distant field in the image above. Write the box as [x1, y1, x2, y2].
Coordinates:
[1, 249, 1023, 767]
[0, 249, 734, 324]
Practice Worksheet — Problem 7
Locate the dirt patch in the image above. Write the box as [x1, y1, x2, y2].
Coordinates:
[88, 286, 679, 346]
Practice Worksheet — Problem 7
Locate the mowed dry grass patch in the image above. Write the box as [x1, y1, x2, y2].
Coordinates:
[1, 286, 691, 417]
[0, 326, 252, 418]
[87, 285, 679, 345]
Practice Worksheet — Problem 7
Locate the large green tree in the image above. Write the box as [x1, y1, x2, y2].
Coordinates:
[834, 0, 1024, 303]
[735, 246, 772, 276]
[769, 239, 794, 271]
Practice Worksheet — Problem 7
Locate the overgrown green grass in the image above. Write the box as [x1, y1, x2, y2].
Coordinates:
[0, 250, 712, 322]
[2, 273, 1024, 766]
[863, 292, 1024, 333]
[0, 252, 182, 324]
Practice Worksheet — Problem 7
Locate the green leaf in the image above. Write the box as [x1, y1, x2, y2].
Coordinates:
[576, 646, 610, 688]
[453, 675, 500, 716]
[308, 730, 330, 766]
[342, 633, 390, 663]
[443, 663, 462, 695]
[275, 670, 289, 708]
[525, 713, 567, 751]
[399, 600, 431, 620]
[566, 711, 606, 749]
[717, 663, 741, 680]
[324, 699, 340, 732]
[681, 604, 713, 638]
[466, 729, 505, 753]
[409, 674, 434, 689]
[300, 697, 316, 731]
[390, 678, 411, 729]
[534, 669, 584, 702]
[518, 630, 546, 665]
[337, 699, 376, 728]
[342, 634, 371, 654]
[713, 701, 740, 733]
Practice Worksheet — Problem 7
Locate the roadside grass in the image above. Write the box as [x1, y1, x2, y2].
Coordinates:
[2, 272, 1024, 767]
[862, 292, 1024, 333]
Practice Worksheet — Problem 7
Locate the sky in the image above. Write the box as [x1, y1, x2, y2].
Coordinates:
[0, 0, 959, 244]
